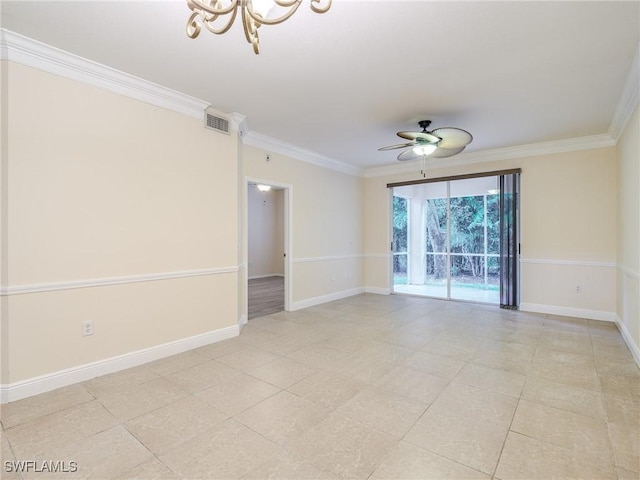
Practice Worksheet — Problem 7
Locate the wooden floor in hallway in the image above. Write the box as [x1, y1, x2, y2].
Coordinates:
[248, 276, 284, 320]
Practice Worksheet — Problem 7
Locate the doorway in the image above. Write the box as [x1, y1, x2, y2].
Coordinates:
[391, 171, 519, 307]
[245, 179, 292, 320]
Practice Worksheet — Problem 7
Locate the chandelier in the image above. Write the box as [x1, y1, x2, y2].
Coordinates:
[186, 0, 332, 54]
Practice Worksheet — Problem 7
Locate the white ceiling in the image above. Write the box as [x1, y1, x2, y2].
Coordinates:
[2, 1, 639, 170]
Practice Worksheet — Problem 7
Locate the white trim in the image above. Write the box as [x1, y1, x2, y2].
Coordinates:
[243, 131, 363, 177]
[239, 314, 248, 329]
[1, 267, 239, 296]
[618, 264, 640, 281]
[248, 274, 285, 280]
[229, 112, 247, 135]
[0, 325, 239, 403]
[520, 259, 617, 268]
[365, 286, 392, 295]
[0, 29, 210, 119]
[520, 302, 616, 322]
[365, 253, 392, 259]
[616, 315, 640, 367]
[609, 42, 640, 141]
[292, 255, 363, 264]
[364, 134, 616, 178]
[291, 287, 365, 311]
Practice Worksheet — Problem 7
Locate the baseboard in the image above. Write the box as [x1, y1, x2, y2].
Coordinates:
[0, 325, 240, 403]
[616, 315, 640, 367]
[291, 287, 365, 311]
[239, 314, 248, 329]
[248, 274, 284, 280]
[365, 286, 392, 295]
[520, 303, 616, 322]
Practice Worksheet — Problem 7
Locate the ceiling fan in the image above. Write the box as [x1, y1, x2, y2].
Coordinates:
[378, 120, 473, 162]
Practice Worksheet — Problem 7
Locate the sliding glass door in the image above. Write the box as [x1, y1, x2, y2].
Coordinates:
[448, 179, 500, 303]
[391, 171, 519, 307]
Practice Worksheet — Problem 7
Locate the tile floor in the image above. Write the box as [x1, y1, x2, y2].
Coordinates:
[1, 294, 639, 479]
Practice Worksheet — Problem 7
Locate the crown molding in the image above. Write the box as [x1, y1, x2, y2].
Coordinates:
[0, 29, 210, 119]
[609, 41, 640, 141]
[1, 29, 631, 179]
[363, 134, 616, 178]
[0, 27, 356, 176]
[243, 130, 363, 177]
[229, 112, 248, 136]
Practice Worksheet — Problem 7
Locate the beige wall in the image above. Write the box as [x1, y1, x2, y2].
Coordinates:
[248, 187, 284, 278]
[243, 146, 364, 307]
[616, 104, 640, 357]
[1, 53, 634, 395]
[2, 62, 240, 384]
[365, 147, 618, 318]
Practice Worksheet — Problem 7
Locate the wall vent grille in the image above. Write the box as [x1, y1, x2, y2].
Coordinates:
[205, 113, 230, 134]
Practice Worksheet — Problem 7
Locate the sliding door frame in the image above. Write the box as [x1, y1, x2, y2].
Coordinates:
[388, 168, 521, 306]
[387, 169, 522, 189]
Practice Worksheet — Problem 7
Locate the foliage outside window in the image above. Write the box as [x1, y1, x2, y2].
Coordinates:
[425, 194, 499, 288]
[393, 196, 409, 284]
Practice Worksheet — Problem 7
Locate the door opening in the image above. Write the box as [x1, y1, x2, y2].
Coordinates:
[245, 179, 292, 321]
[391, 173, 519, 307]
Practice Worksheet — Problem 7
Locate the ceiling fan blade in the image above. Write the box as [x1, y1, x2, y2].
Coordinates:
[378, 142, 416, 151]
[397, 148, 422, 162]
[430, 145, 466, 158]
[397, 131, 441, 143]
[430, 128, 473, 148]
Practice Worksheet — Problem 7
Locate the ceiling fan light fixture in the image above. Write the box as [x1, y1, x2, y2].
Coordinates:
[257, 184, 272, 192]
[379, 120, 473, 177]
[413, 144, 437, 156]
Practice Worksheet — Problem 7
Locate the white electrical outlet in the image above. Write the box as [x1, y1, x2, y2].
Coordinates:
[81, 320, 94, 336]
[576, 285, 582, 294]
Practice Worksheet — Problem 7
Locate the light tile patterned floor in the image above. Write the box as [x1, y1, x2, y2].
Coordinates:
[1, 294, 639, 479]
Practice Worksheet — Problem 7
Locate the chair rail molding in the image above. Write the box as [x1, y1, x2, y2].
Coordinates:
[0, 267, 240, 296]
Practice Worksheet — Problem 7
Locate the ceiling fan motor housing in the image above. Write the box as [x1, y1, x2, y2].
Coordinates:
[418, 120, 432, 131]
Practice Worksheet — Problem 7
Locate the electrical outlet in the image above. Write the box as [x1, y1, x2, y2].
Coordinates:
[575, 285, 582, 294]
[81, 320, 94, 336]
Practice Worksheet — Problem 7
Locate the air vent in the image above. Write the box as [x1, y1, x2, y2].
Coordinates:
[204, 110, 230, 134]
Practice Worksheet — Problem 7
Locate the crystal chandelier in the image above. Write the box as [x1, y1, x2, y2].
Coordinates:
[186, 0, 332, 54]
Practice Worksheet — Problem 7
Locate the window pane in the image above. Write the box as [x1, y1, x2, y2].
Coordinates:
[425, 253, 447, 281]
[393, 254, 408, 284]
[393, 196, 408, 253]
[487, 194, 499, 254]
[449, 196, 484, 254]
[425, 198, 447, 253]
